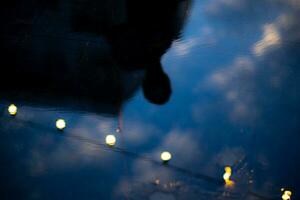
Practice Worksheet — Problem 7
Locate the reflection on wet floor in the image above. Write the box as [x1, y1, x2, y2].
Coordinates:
[0, 103, 289, 199]
[1, 0, 300, 199]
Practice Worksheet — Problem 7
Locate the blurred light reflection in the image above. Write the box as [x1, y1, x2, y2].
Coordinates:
[223, 166, 234, 188]
[8, 104, 17, 116]
[105, 135, 116, 146]
[56, 119, 66, 130]
[282, 190, 292, 200]
[161, 151, 172, 162]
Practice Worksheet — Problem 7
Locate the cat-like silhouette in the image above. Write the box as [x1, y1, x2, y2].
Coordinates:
[0, 0, 191, 113]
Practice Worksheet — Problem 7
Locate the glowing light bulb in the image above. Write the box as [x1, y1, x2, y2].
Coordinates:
[105, 135, 116, 146]
[56, 119, 66, 130]
[160, 151, 172, 162]
[282, 190, 292, 200]
[8, 104, 17, 116]
[223, 166, 234, 187]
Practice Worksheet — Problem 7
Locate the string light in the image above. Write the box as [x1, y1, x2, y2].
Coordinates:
[160, 151, 172, 162]
[56, 119, 66, 130]
[223, 166, 234, 187]
[282, 190, 292, 200]
[3, 102, 294, 199]
[105, 135, 116, 146]
[8, 104, 18, 116]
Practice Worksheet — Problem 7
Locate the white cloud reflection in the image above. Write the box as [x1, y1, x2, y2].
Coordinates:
[24, 112, 120, 176]
[171, 26, 216, 57]
[172, 38, 199, 56]
[198, 0, 300, 126]
[205, 57, 259, 123]
[253, 24, 281, 56]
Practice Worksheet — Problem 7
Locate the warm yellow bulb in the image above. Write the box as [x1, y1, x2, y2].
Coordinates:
[160, 151, 172, 162]
[282, 190, 292, 200]
[285, 191, 292, 196]
[223, 172, 231, 181]
[105, 135, 116, 146]
[225, 166, 232, 173]
[223, 166, 232, 181]
[56, 119, 66, 130]
[223, 166, 234, 187]
[8, 104, 17, 116]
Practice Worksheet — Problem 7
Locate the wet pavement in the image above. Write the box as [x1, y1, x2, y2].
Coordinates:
[0, 0, 300, 199]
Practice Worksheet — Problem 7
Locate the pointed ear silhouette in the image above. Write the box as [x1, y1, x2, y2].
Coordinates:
[142, 61, 172, 105]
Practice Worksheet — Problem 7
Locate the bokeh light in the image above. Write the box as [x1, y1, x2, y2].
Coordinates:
[105, 135, 116, 146]
[56, 119, 66, 130]
[160, 151, 172, 162]
[282, 190, 292, 200]
[8, 104, 17, 116]
[223, 166, 234, 187]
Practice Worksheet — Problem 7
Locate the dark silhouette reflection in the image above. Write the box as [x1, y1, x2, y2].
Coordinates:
[0, 0, 191, 113]
[142, 62, 172, 105]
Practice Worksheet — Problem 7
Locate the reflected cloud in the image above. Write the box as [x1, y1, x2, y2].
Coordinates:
[113, 127, 269, 199]
[127, 129, 203, 180]
[205, 0, 246, 15]
[204, 0, 271, 33]
[121, 119, 162, 146]
[205, 57, 258, 123]
[171, 35, 216, 57]
[209, 57, 255, 86]
[22, 112, 119, 176]
[113, 128, 205, 198]
[199, 0, 300, 125]
[253, 24, 281, 56]
[172, 38, 199, 56]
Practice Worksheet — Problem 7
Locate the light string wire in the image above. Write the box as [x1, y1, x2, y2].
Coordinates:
[0, 107, 282, 200]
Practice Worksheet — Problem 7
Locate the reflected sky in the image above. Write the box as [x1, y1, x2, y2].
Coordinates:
[1, 0, 300, 199]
